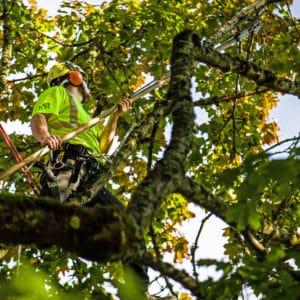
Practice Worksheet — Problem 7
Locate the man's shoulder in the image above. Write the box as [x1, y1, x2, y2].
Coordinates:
[39, 86, 68, 99]
[32, 86, 69, 116]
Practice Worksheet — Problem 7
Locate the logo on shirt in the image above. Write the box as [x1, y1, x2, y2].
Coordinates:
[37, 103, 50, 110]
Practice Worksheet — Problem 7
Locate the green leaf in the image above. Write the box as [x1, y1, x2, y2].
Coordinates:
[226, 203, 261, 231]
[266, 246, 286, 264]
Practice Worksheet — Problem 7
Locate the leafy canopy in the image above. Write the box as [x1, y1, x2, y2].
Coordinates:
[0, 0, 300, 299]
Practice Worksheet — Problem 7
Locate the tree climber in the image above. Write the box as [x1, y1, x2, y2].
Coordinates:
[30, 61, 149, 298]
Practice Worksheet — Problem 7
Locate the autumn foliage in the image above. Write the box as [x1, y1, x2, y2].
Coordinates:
[0, 0, 300, 299]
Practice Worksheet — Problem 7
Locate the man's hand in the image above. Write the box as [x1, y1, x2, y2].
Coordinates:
[31, 113, 63, 150]
[116, 97, 132, 116]
[40, 135, 63, 150]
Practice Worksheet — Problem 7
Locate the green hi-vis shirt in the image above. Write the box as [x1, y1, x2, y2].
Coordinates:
[32, 86, 104, 163]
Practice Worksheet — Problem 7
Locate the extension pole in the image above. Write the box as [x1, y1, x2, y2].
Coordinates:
[0, 75, 170, 180]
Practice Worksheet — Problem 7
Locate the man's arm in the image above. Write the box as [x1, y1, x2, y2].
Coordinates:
[100, 98, 131, 154]
[31, 113, 62, 150]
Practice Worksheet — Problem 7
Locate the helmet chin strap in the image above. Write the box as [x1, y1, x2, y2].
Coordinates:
[60, 79, 69, 87]
[81, 80, 91, 103]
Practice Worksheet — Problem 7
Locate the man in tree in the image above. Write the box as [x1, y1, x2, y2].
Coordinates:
[30, 61, 149, 299]
[31, 61, 130, 203]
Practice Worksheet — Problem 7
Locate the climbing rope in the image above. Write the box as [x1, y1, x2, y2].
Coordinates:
[0, 123, 40, 194]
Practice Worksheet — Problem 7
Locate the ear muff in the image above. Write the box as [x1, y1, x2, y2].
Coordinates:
[69, 70, 83, 86]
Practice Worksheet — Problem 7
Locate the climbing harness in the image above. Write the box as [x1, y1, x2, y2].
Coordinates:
[39, 143, 100, 202]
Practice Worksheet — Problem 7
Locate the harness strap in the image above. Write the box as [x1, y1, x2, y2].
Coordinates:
[70, 160, 85, 183]
[63, 143, 88, 156]
[40, 144, 102, 202]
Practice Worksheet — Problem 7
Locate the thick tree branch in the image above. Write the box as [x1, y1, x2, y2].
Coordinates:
[194, 43, 300, 97]
[127, 30, 197, 231]
[176, 177, 229, 220]
[0, 193, 137, 262]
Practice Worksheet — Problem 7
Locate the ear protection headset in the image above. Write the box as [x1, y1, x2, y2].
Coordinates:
[69, 70, 84, 86]
[48, 61, 91, 102]
[68, 69, 91, 103]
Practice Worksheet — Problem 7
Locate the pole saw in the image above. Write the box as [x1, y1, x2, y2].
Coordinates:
[0, 76, 170, 180]
[0, 3, 264, 181]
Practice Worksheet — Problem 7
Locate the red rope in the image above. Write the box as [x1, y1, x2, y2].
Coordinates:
[0, 123, 40, 194]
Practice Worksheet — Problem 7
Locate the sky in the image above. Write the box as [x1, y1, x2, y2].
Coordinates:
[4, 0, 300, 298]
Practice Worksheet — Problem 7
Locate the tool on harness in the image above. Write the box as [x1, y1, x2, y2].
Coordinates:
[63, 143, 88, 156]
[52, 143, 101, 173]
[39, 143, 102, 202]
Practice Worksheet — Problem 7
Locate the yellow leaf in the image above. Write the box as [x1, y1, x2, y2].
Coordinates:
[173, 237, 190, 263]
[0, 248, 8, 259]
[290, 234, 300, 246]
[28, 0, 37, 8]
[223, 227, 231, 237]
[179, 292, 193, 300]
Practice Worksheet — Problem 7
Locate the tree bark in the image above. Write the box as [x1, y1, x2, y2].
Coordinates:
[195, 43, 300, 97]
[0, 0, 13, 92]
[0, 29, 297, 295]
[0, 193, 133, 262]
[127, 30, 197, 231]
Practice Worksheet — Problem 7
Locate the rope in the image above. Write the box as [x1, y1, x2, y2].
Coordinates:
[0, 123, 40, 194]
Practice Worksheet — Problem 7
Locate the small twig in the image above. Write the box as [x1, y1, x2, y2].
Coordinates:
[264, 135, 300, 155]
[193, 87, 268, 107]
[148, 122, 159, 172]
[191, 213, 212, 280]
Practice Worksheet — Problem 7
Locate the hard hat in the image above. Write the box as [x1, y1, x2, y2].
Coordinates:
[47, 61, 86, 87]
